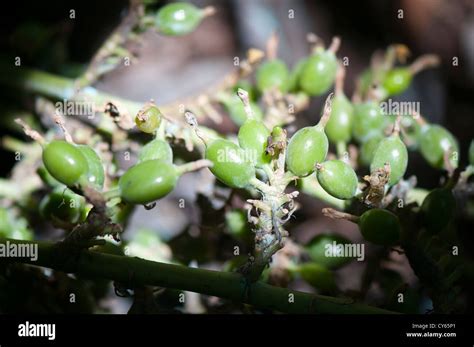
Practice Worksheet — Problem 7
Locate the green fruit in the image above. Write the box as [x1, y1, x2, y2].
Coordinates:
[358, 209, 400, 245]
[119, 160, 178, 204]
[287, 58, 306, 92]
[325, 94, 354, 144]
[421, 188, 456, 234]
[419, 125, 459, 169]
[298, 263, 336, 292]
[42, 140, 88, 187]
[205, 139, 255, 188]
[232, 80, 258, 101]
[135, 104, 162, 134]
[223, 97, 263, 126]
[37, 166, 61, 187]
[77, 145, 105, 188]
[225, 209, 251, 241]
[370, 135, 408, 186]
[238, 119, 271, 167]
[40, 187, 86, 224]
[400, 115, 422, 149]
[155, 2, 205, 36]
[286, 126, 328, 177]
[298, 175, 346, 209]
[225, 209, 247, 235]
[469, 140, 474, 166]
[316, 160, 358, 199]
[359, 134, 383, 167]
[352, 101, 385, 142]
[299, 50, 337, 96]
[382, 68, 412, 96]
[358, 68, 374, 97]
[138, 139, 173, 163]
[305, 234, 353, 269]
[255, 59, 289, 93]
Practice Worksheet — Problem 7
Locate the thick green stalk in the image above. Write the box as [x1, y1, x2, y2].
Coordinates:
[0, 238, 397, 314]
[0, 62, 142, 113]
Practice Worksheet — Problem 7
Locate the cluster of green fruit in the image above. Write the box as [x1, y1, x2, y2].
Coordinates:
[32, 5, 467, 255]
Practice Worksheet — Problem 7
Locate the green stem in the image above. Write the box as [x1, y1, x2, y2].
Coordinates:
[0, 238, 397, 314]
[0, 61, 142, 115]
[336, 141, 347, 160]
[261, 164, 275, 183]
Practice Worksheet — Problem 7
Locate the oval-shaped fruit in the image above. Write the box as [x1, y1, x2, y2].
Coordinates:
[42, 140, 88, 187]
[286, 126, 328, 177]
[223, 97, 263, 126]
[225, 209, 251, 241]
[77, 145, 105, 188]
[305, 233, 353, 269]
[40, 187, 86, 224]
[205, 139, 255, 188]
[119, 160, 178, 204]
[358, 68, 374, 97]
[400, 115, 422, 150]
[135, 105, 162, 134]
[138, 139, 173, 164]
[298, 263, 336, 292]
[238, 119, 271, 167]
[359, 134, 383, 167]
[419, 125, 459, 169]
[155, 2, 204, 36]
[299, 50, 337, 96]
[255, 59, 289, 93]
[325, 94, 354, 144]
[37, 166, 61, 187]
[298, 175, 346, 209]
[287, 58, 306, 92]
[469, 140, 474, 166]
[370, 135, 408, 186]
[352, 101, 385, 142]
[382, 68, 412, 96]
[358, 208, 400, 245]
[316, 160, 358, 199]
[421, 188, 456, 234]
[232, 80, 258, 101]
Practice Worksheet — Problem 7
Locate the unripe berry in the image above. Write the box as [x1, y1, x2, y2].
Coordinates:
[358, 209, 400, 245]
[42, 140, 88, 187]
[205, 139, 256, 188]
[316, 160, 358, 200]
